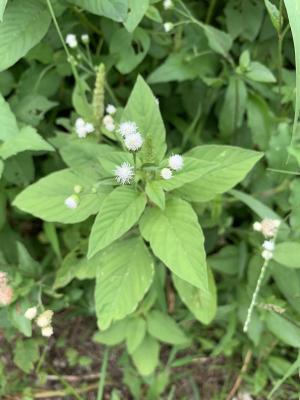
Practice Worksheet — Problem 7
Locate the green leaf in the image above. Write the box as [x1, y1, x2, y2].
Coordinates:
[0, 93, 19, 142]
[273, 242, 300, 268]
[126, 317, 146, 354]
[140, 198, 208, 290]
[264, 0, 281, 32]
[160, 157, 217, 191]
[70, 0, 128, 22]
[283, 0, 300, 146]
[122, 76, 166, 164]
[13, 339, 39, 373]
[95, 237, 154, 330]
[219, 76, 247, 137]
[54, 242, 100, 289]
[203, 25, 232, 57]
[272, 262, 300, 314]
[172, 268, 217, 325]
[124, 0, 149, 32]
[132, 335, 159, 376]
[88, 186, 147, 258]
[72, 80, 93, 121]
[110, 28, 150, 73]
[93, 319, 128, 346]
[145, 181, 165, 209]
[147, 310, 189, 345]
[266, 313, 300, 348]
[0, 0, 51, 71]
[0, 159, 3, 178]
[0, 126, 53, 159]
[13, 168, 110, 224]
[245, 62, 276, 83]
[0, 0, 7, 22]
[176, 145, 262, 202]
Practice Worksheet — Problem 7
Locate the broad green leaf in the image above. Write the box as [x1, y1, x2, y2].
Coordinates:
[54, 242, 100, 289]
[176, 146, 262, 202]
[140, 198, 208, 290]
[124, 0, 149, 32]
[264, 0, 281, 32]
[208, 245, 239, 275]
[0, 126, 53, 159]
[13, 339, 39, 373]
[70, 0, 128, 22]
[0, 93, 18, 141]
[145, 181, 165, 209]
[110, 28, 150, 74]
[159, 158, 217, 191]
[266, 313, 300, 348]
[126, 317, 146, 354]
[95, 237, 154, 330]
[172, 268, 217, 325]
[272, 262, 300, 314]
[219, 76, 247, 137]
[202, 25, 232, 57]
[283, 0, 300, 146]
[43, 222, 61, 260]
[0, 0, 51, 71]
[0, 0, 7, 21]
[122, 76, 166, 164]
[88, 186, 147, 258]
[13, 168, 110, 224]
[93, 319, 128, 346]
[132, 335, 159, 376]
[72, 80, 93, 121]
[147, 310, 189, 345]
[274, 242, 300, 268]
[245, 62, 276, 83]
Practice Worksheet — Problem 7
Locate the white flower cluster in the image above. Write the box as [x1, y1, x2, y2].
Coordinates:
[163, 0, 174, 9]
[75, 118, 95, 139]
[64, 184, 83, 209]
[117, 121, 143, 152]
[164, 22, 174, 32]
[66, 33, 90, 48]
[0, 271, 13, 306]
[114, 162, 134, 185]
[24, 308, 54, 338]
[253, 218, 281, 261]
[160, 154, 184, 180]
[102, 104, 117, 132]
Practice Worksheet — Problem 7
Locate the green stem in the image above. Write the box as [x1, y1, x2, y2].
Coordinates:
[97, 348, 109, 400]
[205, 0, 218, 24]
[243, 260, 269, 333]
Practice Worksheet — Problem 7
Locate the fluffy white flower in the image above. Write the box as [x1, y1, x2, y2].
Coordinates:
[106, 104, 117, 115]
[103, 115, 115, 132]
[125, 132, 143, 151]
[118, 121, 138, 138]
[168, 154, 184, 171]
[64, 195, 79, 209]
[24, 307, 37, 320]
[36, 310, 54, 328]
[161, 167, 173, 180]
[81, 33, 89, 44]
[263, 240, 275, 252]
[262, 250, 273, 261]
[114, 162, 134, 184]
[261, 219, 281, 238]
[163, 0, 173, 9]
[253, 222, 262, 232]
[85, 122, 95, 133]
[41, 325, 54, 337]
[164, 22, 174, 32]
[0, 286, 13, 306]
[66, 34, 78, 48]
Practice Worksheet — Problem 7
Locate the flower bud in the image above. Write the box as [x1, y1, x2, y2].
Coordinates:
[24, 306, 38, 320]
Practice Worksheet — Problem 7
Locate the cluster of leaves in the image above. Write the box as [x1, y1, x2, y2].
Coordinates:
[1, 0, 300, 398]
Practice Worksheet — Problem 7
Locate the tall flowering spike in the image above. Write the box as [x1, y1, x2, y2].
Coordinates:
[93, 63, 105, 127]
[114, 162, 134, 184]
[161, 167, 173, 180]
[36, 310, 54, 328]
[66, 34, 78, 48]
[125, 132, 143, 151]
[24, 307, 38, 320]
[168, 154, 184, 171]
[64, 195, 79, 209]
[118, 121, 138, 138]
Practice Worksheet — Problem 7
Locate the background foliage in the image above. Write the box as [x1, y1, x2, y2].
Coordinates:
[0, 0, 300, 398]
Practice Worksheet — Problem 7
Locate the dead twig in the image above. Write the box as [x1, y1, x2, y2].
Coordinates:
[226, 350, 252, 400]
